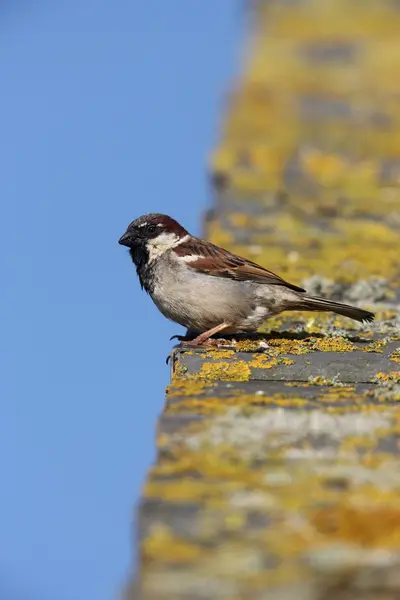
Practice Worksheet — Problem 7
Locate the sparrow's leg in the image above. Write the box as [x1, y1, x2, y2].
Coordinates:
[167, 323, 234, 365]
[183, 322, 232, 347]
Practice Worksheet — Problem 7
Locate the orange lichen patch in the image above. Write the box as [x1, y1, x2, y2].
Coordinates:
[250, 0, 400, 41]
[339, 220, 399, 245]
[340, 432, 384, 450]
[364, 339, 388, 353]
[235, 339, 270, 352]
[307, 376, 344, 386]
[312, 337, 357, 353]
[197, 361, 251, 382]
[147, 454, 264, 488]
[311, 505, 400, 548]
[164, 397, 230, 415]
[374, 371, 400, 384]
[142, 525, 204, 564]
[248, 354, 279, 369]
[316, 387, 357, 403]
[202, 349, 236, 360]
[228, 212, 253, 229]
[233, 333, 370, 358]
[167, 377, 212, 398]
[267, 338, 312, 355]
[144, 479, 212, 503]
[188, 354, 298, 382]
[165, 394, 309, 416]
[389, 348, 400, 363]
[301, 149, 349, 186]
[280, 358, 296, 366]
[270, 334, 368, 355]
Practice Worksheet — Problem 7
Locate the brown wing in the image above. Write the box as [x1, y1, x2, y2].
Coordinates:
[175, 238, 305, 293]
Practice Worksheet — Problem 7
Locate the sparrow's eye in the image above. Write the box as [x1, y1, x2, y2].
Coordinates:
[146, 224, 157, 235]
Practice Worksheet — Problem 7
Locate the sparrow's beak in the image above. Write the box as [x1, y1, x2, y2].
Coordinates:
[118, 232, 135, 247]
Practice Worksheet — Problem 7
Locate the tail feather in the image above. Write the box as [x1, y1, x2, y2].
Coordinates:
[294, 295, 374, 323]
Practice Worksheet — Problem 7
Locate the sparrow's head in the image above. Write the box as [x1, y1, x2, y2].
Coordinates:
[118, 213, 189, 267]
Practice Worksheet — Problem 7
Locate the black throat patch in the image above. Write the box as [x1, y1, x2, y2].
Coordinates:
[129, 246, 154, 292]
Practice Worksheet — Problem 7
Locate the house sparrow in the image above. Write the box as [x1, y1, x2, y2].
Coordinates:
[118, 213, 374, 346]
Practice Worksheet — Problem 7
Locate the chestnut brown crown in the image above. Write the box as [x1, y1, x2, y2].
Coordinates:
[118, 213, 188, 248]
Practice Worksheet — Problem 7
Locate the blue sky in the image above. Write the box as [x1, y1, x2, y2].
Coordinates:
[1, 2, 239, 599]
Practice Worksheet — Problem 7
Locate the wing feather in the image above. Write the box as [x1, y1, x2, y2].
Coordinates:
[175, 238, 305, 293]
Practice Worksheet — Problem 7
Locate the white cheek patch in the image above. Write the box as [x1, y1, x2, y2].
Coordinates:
[147, 232, 187, 262]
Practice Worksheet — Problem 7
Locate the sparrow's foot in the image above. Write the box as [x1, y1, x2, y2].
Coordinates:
[170, 334, 193, 342]
[166, 346, 183, 366]
[167, 324, 234, 365]
[166, 337, 236, 366]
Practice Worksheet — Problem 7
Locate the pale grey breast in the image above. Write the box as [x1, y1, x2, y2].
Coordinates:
[149, 252, 260, 331]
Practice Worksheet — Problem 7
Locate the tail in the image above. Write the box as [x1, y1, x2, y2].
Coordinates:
[294, 295, 374, 323]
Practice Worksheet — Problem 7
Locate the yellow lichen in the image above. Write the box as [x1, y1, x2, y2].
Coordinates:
[312, 337, 357, 353]
[248, 354, 279, 369]
[307, 375, 344, 387]
[312, 505, 400, 548]
[167, 378, 211, 398]
[203, 349, 236, 360]
[374, 371, 400, 384]
[364, 339, 388, 353]
[142, 525, 204, 564]
[389, 349, 400, 363]
[165, 393, 309, 415]
[198, 361, 251, 382]
[135, 10, 400, 600]
[316, 387, 358, 404]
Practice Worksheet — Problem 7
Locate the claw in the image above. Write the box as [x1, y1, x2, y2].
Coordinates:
[169, 334, 184, 341]
[166, 347, 183, 377]
[166, 349, 177, 365]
